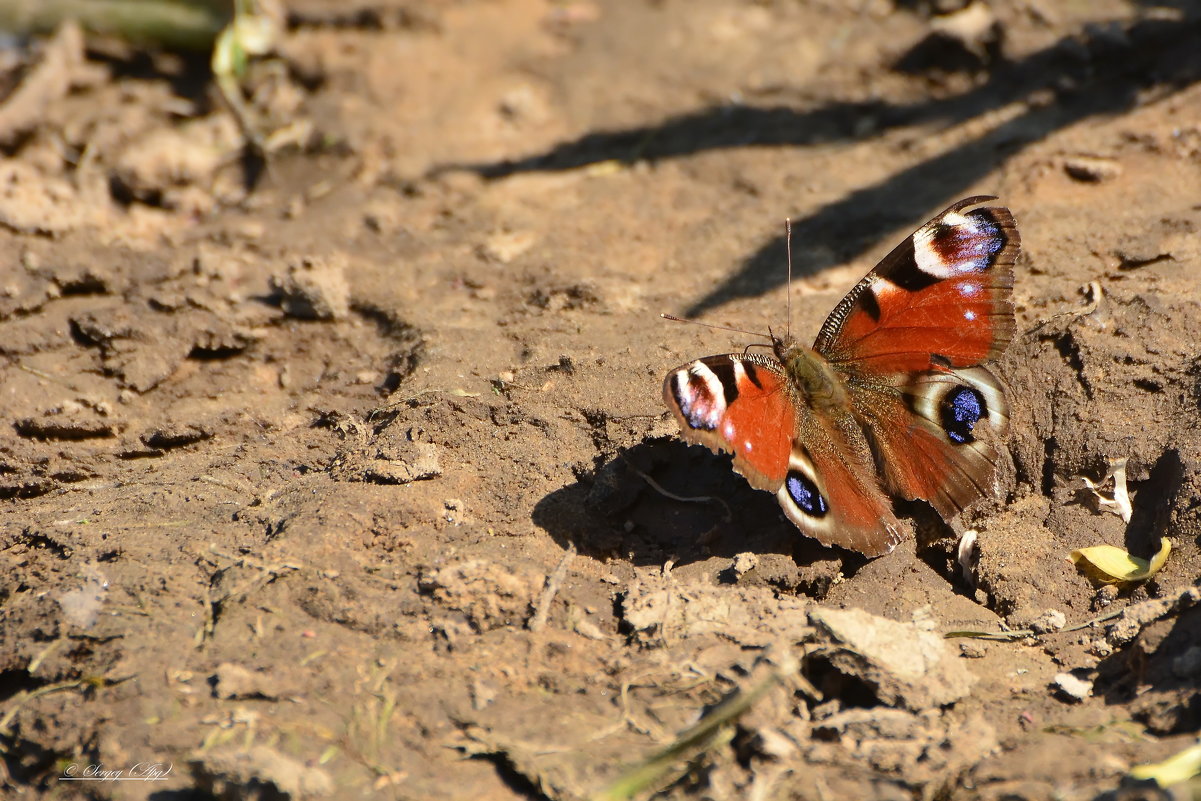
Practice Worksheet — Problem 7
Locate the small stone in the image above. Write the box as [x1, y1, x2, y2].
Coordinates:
[15, 412, 117, 440]
[212, 663, 280, 700]
[191, 744, 332, 797]
[751, 727, 797, 760]
[959, 642, 987, 658]
[732, 552, 759, 577]
[809, 606, 976, 710]
[142, 422, 212, 450]
[1064, 155, 1122, 183]
[269, 254, 350, 320]
[480, 230, 536, 263]
[1029, 609, 1067, 634]
[471, 678, 497, 710]
[1114, 237, 1172, 269]
[443, 498, 467, 524]
[361, 197, 403, 234]
[111, 116, 239, 204]
[573, 618, 607, 640]
[931, 2, 997, 52]
[1094, 584, 1119, 608]
[1052, 672, 1093, 702]
[233, 221, 264, 240]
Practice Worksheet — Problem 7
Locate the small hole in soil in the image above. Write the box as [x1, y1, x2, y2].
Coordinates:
[803, 654, 880, 709]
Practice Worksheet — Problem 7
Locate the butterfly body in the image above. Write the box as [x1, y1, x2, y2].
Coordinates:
[663, 197, 1019, 557]
[776, 339, 850, 413]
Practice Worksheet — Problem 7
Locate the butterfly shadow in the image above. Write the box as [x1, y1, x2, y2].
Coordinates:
[531, 438, 871, 581]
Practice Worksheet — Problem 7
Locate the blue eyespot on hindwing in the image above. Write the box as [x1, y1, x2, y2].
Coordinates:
[786, 470, 829, 518]
[940, 385, 986, 444]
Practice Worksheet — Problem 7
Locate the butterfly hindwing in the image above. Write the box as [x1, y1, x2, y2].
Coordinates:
[854, 364, 1010, 518]
[776, 416, 904, 557]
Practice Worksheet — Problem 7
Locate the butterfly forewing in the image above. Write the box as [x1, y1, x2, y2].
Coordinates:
[662, 355, 794, 492]
[815, 196, 1018, 373]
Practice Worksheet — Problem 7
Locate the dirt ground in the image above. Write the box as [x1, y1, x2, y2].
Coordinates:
[1, 1, 1200, 799]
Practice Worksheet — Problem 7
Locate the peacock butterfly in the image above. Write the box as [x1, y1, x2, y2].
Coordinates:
[663, 196, 1019, 557]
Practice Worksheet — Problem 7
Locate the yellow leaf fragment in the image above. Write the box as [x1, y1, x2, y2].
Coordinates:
[585, 159, 625, 177]
[1129, 740, 1201, 785]
[1070, 537, 1171, 584]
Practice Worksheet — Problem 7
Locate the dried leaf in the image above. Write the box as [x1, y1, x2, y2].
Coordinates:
[1070, 537, 1171, 584]
[1081, 456, 1133, 522]
[1129, 739, 1201, 786]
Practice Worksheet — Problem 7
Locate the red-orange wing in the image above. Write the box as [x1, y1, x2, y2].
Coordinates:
[663, 355, 794, 492]
[663, 354, 904, 556]
[815, 196, 1018, 374]
[814, 197, 1019, 516]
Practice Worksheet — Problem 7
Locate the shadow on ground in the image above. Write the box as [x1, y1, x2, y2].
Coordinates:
[532, 438, 871, 578]
[436, 6, 1201, 316]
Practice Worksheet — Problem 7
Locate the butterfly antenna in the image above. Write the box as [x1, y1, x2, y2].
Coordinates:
[785, 217, 793, 341]
[660, 314, 770, 340]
